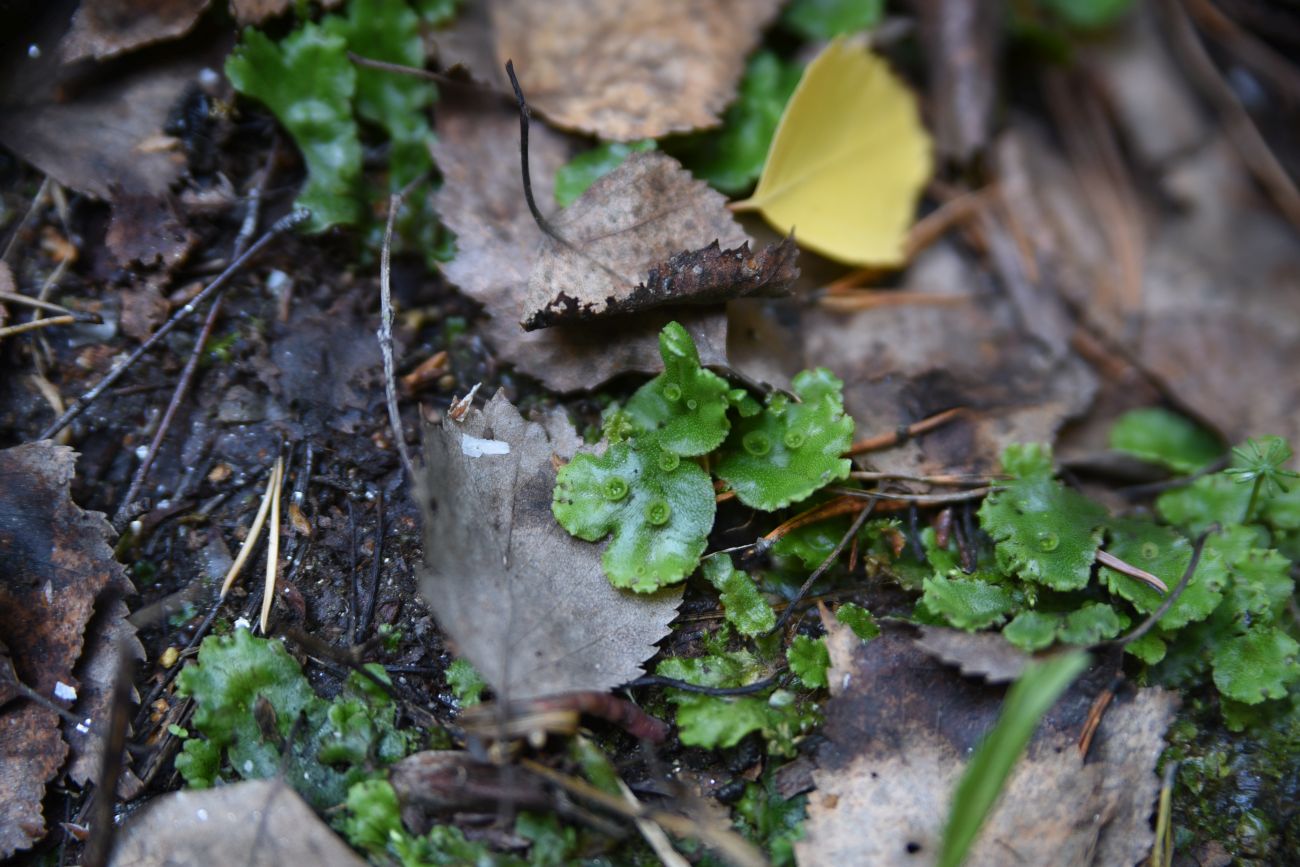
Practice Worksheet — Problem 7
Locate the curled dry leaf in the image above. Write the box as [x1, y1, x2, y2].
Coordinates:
[444, 0, 782, 140]
[523, 151, 793, 330]
[108, 779, 367, 867]
[416, 391, 681, 702]
[797, 625, 1177, 867]
[61, 0, 212, 63]
[0, 441, 139, 858]
[431, 96, 727, 391]
[106, 193, 198, 271]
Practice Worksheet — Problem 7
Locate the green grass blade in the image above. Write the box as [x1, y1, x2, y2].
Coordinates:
[937, 650, 1089, 867]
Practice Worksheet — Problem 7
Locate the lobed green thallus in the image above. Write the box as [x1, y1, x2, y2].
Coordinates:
[552, 322, 854, 592]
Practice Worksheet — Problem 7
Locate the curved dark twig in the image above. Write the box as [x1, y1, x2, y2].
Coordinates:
[625, 673, 782, 696]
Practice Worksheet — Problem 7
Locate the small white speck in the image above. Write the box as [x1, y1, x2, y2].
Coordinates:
[54, 681, 77, 701]
[27, 44, 40, 59]
[134, 445, 149, 460]
[76, 718, 91, 734]
[198, 67, 220, 88]
[196, 809, 209, 822]
[841, 673, 851, 691]
[243, 760, 253, 773]
[234, 617, 252, 631]
[130, 519, 143, 535]
[461, 434, 510, 458]
[43, 581, 53, 604]
[266, 270, 290, 291]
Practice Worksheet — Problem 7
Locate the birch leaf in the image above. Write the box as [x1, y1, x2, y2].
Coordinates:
[733, 38, 932, 267]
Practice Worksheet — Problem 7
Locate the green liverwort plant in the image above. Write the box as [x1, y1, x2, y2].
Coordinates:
[914, 431, 1300, 726]
[553, 321, 854, 592]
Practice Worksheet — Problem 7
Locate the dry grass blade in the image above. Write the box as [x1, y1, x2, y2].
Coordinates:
[260, 456, 284, 634]
[219, 459, 280, 599]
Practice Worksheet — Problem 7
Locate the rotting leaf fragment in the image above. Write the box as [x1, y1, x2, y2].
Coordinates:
[417, 392, 681, 700]
[522, 237, 800, 331]
[521, 151, 754, 330]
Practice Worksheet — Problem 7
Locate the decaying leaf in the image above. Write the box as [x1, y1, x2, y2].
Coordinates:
[431, 96, 728, 391]
[913, 626, 1033, 684]
[106, 193, 198, 270]
[796, 626, 1177, 866]
[416, 392, 681, 702]
[523, 151, 792, 330]
[525, 237, 798, 330]
[446, 0, 783, 140]
[61, 0, 212, 62]
[108, 779, 368, 867]
[733, 38, 933, 266]
[0, 6, 210, 200]
[802, 240, 1097, 477]
[0, 441, 139, 858]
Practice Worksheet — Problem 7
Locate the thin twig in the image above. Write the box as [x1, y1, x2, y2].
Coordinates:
[1162, 0, 1300, 229]
[518, 758, 767, 867]
[829, 485, 994, 505]
[849, 470, 997, 487]
[379, 177, 426, 483]
[0, 314, 78, 338]
[1096, 549, 1169, 594]
[1111, 530, 1212, 649]
[1, 176, 49, 263]
[348, 51, 464, 86]
[37, 209, 309, 441]
[845, 407, 967, 456]
[772, 502, 875, 633]
[0, 290, 97, 320]
[626, 674, 782, 696]
[505, 60, 559, 240]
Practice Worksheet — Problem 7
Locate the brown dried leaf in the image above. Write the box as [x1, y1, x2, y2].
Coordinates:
[61, 0, 211, 62]
[108, 779, 368, 867]
[106, 193, 197, 270]
[0, 6, 208, 201]
[796, 627, 1177, 867]
[474, 0, 782, 140]
[1002, 116, 1300, 450]
[803, 240, 1097, 476]
[0, 441, 137, 857]
[431, 96, 727, 391]
[523, 152, 783, 329]
[416, 392, 681, 702]
[912, 625, 1032, 684]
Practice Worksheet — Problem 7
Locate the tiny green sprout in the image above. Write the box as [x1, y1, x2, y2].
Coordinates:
[1225, 436, 1298, 521]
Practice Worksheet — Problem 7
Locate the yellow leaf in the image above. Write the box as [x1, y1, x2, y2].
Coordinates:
[733, 38, 932, 267]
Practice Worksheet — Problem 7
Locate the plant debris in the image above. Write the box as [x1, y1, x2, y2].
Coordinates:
[431, 95, 729, 391]
[0, 441, 140, 858]
[108, 779, 369, 867]
[417, 391, 681, 700]
[456, 0, 784, 140]
[796, 626, 1178, 866]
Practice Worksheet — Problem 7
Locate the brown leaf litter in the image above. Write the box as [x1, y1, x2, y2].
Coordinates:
[999, 7, 1300, 451]
[434, 0, 783, 140]
[0, 5, 220, 201]
[431, 95, 728, 391]
[61, 0, 212, 63]
[416, 391, 680, 702]
[801, 236, 1097, 478]
[108, 779, 368, 867]
[0, 441, 141, 858]
[795, 624, 1177, 867]
[523, 151, 796, 330]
